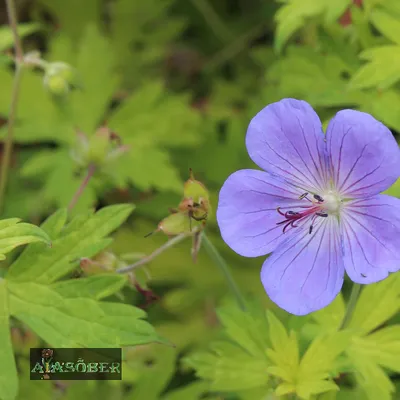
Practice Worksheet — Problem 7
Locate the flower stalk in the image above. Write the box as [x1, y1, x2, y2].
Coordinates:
[201, 232, 247, 311]
[67, 163, 96, 212]
[339, 283, 361, 330]
[116, 233, 188, 274]
[5, 0, 23, 62]
[0, 0, 24, 214]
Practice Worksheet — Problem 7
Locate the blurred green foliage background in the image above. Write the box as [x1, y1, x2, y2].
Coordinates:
[2, 0, 400, 399]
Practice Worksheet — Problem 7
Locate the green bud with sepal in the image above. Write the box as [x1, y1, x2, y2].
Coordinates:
[86, 127, 112, 166]
[157, 211, 204, 236]
[70, 127, 130, 170]
[146, 169, 210, 237]
[184, 169, 210, 204]
[43, 61, 77, 97]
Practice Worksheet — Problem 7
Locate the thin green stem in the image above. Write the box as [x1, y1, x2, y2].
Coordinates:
[190, 0, 232, 43]
[116, 233, 188, 274]
[0, 0, 24, 214]
[5, 0, 23, 62]
[67, 164, 96, 212]
[339, 283, 361, 330]
[204, 22, 265, 72]
[201, 232, 247, 311]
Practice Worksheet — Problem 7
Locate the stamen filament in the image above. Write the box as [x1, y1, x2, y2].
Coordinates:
[276, 193, 329, 234]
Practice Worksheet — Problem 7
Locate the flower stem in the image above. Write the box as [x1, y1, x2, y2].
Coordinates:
[5, 0, 23, 62]
[190, 0, 232, 43]
[0, 0, 24, 214]
[339, 283, 362, 330]
[204, 22, 265, 72]
[201, 232, 247, 311]
[116, 233, 188, 274]
[67, 164, 96, 212]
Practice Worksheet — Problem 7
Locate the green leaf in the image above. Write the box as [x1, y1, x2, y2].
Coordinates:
[324, 0, 352, 24]
[6, 204, 134, 283]
[0, 23, 41, 52]
[3, 209, 67, 277]
[128, 346, 176, 400]
[108, 81, 200, 144]
[350, 326, 400, 372]
[16, 359, 53, 400]
[185, 341, 269, 392]
[8, 281, 163, 347]
[370, 8, 400, 45]
[0, 279, 18, 400]
[379, 0, 400, 17]
[39, 208, 68, 238]
[346, 345, 394, 400]
[274, 0, 325, 51]
[161, 381, 209, 400]
[70, 25, 119, 134]
[37, 0, 101, 42]
[110, 0, 185, 85]
[312, 295, 345, 331]
[350, 46, 400, 90]
[51, 274, 127, 300]
[346, 274, 400, 334]
[266, 311, 299, 382]
[360, 89, 400, 132]
[118, 148, 183, 192]
[0, 219, 51, 261]
[295, 331, 352, 398]
[184, 304, 270, 392]
[266, 311, 351, 399]
[267, 47, 363, 106]
[0, 67, 72, 144]
[216, 304, 270, 358]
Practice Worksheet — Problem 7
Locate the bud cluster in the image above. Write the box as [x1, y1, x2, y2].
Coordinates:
[70, 126, 130, 170]
[151, 169, 211, 236]
[23, 51, 77, 97]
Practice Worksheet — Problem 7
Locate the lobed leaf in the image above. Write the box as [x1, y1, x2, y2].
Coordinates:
[350, 46, 400, 90]
[370, 8, 400, 45]
[0, 23, 41, 52]
[0, 279, 17, 400]
[8, 281, 164, 348]
[6, 204, 134, 283]
[0, 219, 51, 261]
[346, 274, 400, 334]
[51, 274, 127, 300]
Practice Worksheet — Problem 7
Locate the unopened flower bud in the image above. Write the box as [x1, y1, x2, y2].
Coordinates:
[79, 257, 112, 276]
[71, 127, 129, 170]
[43, 62, 75, 96]
[44, 74, 69, 95]
[93, 251, 119, 270]
[86, 128, 111, 166]
[146, 169, 211, 237]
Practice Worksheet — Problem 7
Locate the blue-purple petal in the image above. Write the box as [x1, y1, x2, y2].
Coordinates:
[326, 110, 400, 198]
[260, 216, 344, 315]
[341, 194, 400, 284]
[216, 169, 306, 257]
[245, 98, 329, 193]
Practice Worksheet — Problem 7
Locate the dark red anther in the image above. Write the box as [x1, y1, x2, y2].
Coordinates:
[314, 194, 324, 202]
[276, 193, 328, 234]
[299, 192, 309, 200]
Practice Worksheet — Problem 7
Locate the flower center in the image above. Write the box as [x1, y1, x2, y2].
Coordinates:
[320, 191, 341, 213]
[276, 191, 342, 235]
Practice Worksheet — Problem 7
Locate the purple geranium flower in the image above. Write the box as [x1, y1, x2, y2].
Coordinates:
[217, 98, 400, 315]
